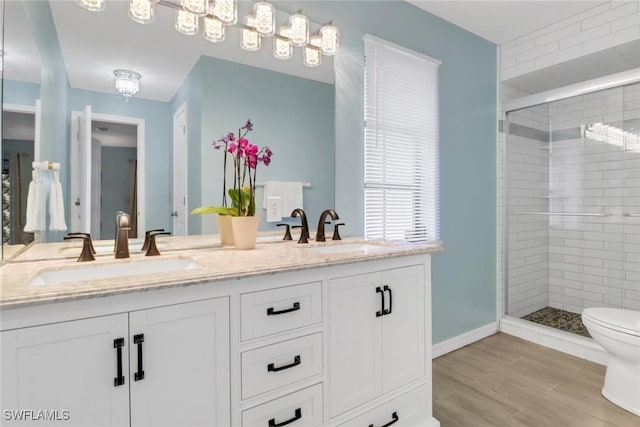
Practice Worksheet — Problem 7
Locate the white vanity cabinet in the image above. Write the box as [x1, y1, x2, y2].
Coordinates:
[1, 314, 130, 427]
[1, 247, 440, 427]
[1, 297, 230, 427]
[328, 265, 426, 418]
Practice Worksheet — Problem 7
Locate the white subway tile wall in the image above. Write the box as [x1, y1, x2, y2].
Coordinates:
[502, 82, 640, 317]
[500, 0, 640, 80]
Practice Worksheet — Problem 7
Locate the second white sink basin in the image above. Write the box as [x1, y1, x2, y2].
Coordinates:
[28, 257, 203, 287]
[303, 242, 390, 255]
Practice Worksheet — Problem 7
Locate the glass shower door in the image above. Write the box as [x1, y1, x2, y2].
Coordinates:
[623, 83, 640, 311]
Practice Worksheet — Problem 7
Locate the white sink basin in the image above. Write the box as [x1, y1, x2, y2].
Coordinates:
[303, 242, 390, 255]
[28, 258, 203, 287]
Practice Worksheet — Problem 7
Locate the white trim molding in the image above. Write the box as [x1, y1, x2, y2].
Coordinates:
[432, 322, 498, 359]
[500, 316, 607, 365]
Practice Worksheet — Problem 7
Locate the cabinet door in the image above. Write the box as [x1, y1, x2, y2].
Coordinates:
[381, 265, 425, 393]
[129, 298, 230, 427]
[1, 314, 129, 427]
[329, 272, 382, 417]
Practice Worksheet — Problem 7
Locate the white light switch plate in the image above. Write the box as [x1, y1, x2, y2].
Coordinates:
[266, 196, 282, 222]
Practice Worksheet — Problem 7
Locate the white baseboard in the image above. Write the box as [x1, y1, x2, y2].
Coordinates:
[432, 322, 498, 359]
[499, 316, 607, 365]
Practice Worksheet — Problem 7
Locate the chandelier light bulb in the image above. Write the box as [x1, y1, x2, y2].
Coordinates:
[253, 2, 275, 37]
[319, 23, 339, 56]
[289, 12, 309, 47]
[203, 16, 225, 42]
[128, 0, 156, 24]
[210, 0, 237, 25]
[181, 0, 207, 16]
[241, 16, 261, 51]
[303, 35, 322, 67]
[75, 0, 105, 12]
[175, 9, 199, 35]
[273, 26, 292, 60]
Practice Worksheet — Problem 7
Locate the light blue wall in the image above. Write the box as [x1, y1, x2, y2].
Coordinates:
[68, 89, 173, 232]
[22, 0, 70, 242]
[3, 80, 40, 106]
[273, 1, 498, 343]
[174, 55, 334, 234]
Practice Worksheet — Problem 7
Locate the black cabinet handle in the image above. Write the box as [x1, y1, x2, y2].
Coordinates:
[268, 355, 301, 372]
[268, 408, 302, 427]
[267, 302, 300, 316]
[134, 334, 145, 381]
[113, 338, 125, 387]
[376, 286, 385, 317]
[383, 285, 393, 315]
[369, 411, 399, 427]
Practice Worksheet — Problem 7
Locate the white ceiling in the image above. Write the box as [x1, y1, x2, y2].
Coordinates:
[407, 0, 606, 45]
[3, 1, 41, 84]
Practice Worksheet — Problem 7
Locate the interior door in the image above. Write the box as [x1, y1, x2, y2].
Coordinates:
[1, 314, 129, 427]
[129, 298, 230, 427]
[71, 105, 92, 233]
[172, 105, 188, 236]
[91, 138, 101, 238]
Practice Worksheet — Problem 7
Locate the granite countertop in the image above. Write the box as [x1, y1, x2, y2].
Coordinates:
[0, 234, 443, 309]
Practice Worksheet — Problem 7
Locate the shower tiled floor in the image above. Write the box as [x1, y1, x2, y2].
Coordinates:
[522, 306, 591, 338]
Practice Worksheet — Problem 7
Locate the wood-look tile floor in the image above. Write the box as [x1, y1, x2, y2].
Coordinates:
[432, 333, 639, 427]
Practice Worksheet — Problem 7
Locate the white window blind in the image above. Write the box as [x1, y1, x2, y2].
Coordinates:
[364, 35, 440, 243]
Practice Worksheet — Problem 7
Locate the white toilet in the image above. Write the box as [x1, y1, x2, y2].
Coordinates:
[582, 307, 640, 416]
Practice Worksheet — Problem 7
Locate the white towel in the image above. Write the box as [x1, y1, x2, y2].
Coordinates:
[24, 170, 43, 232]
[262, 181, 304, 216]
[49, 170, 67, 231]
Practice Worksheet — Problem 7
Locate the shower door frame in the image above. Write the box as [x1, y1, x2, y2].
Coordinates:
[502, 67, 640, 320]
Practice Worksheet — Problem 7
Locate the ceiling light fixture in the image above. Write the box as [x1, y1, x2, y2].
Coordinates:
[114, 69, 141, 100]
[128, 0, 157, 24]
[75, 0, 106, 12]
[77, 1, 339, 68]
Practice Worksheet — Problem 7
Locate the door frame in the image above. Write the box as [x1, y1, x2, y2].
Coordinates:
[172, 102, 188, 235]
[70, 111, 146, 235]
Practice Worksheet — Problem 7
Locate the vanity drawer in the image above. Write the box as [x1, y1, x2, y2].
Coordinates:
[242, 333, 323, 399]
[241, 282, 322, 341]
[242, 384, 323, 427]
[336, 385, 428, 427]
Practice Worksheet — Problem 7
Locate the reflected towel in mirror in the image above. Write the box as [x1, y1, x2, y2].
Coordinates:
[49, 170, 67, 231]
[23, 170, 43, 232]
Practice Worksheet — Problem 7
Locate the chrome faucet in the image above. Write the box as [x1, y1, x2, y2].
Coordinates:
[316, 209, 339, 242]
[290, 208, 309, 244]
[114, 211, 131, 259]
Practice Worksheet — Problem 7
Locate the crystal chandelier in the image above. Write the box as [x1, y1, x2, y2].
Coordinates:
[114, 69, 141, 100]
[76, 0, 339, 68]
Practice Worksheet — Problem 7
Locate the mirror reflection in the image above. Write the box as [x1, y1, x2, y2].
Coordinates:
[2, 0, 336, 260]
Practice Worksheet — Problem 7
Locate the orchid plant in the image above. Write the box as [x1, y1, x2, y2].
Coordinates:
[192, 119, 273, 217]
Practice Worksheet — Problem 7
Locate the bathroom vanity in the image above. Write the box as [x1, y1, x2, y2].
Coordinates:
[0, 237, 442, 427]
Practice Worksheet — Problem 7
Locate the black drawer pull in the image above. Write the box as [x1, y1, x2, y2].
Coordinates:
[375, 286, 384, 317]
[268, 408, 302, 427]
[383, 285, 393, 315]
[369, 411, 399, 427]
[113, 338, 125, 387]
[267, 302, 300, 316]
[134, 334, 145, 381]
[268, 355, 301, 372]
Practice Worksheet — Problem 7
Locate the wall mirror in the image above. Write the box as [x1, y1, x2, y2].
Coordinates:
[2, 0, 336, 261]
